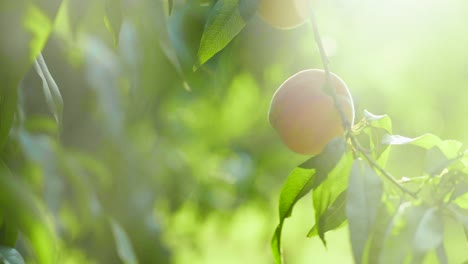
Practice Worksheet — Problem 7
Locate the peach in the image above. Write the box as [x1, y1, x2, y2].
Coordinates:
[269, 69, 354, 155]
[257, 0, 309, 30]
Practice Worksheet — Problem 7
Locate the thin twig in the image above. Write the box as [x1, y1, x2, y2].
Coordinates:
[308, 5, 350, 130]
[307, 2, 418, 199]
[350, 137, 418, 199]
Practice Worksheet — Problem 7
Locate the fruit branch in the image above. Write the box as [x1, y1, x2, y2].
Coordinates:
[307, 3, 418, 199]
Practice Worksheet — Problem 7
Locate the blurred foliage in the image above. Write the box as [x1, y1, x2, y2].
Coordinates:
[1, 0, 468, 263]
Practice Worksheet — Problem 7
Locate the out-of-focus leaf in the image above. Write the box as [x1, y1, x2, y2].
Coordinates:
[197, 0, 246, 68]
[363, 203, 394, 264]
[312, 151, 353, 245]
[0, 219, 18, 247]
[379, 203, 428, 263]
[346, 159, 382, 263]
[152, 0, 183, 74]
[0, 1, 62, 75]
[271, 138, 346, 264]
[435, 244, 448, 264]
[307, 191, 347, 238]
[0, 161, 57, 264]
[0, 1, 62, 149]
[105, 0, 123, 46]
[110, 219, 138, 264]
[0, 246, 25, 264]
[0, 77, 18, 151]
[168, 0, 173, 15]
[67, 0, 91, 33]
[412, 207, 443, 253]
[33, 53, 63, 127]
[238, 0, 259, 21]
[82, 37, 124, 139]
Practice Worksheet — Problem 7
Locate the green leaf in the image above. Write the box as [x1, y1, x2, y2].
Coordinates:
[33, 53, 63, 127]
[271, 138, 346, 264]
[110, 219, 138, 264]
[271, 167, 315, 263]
[0, 246, 25, 264]
[0, 161, 57, 264]
[382, 134, 442, 149]
[307, 191, 347, 238]
[196, 0, 247, 67]
[412, 208, 443, 253]
[312, 151, 353, 245]
[105, 0, 123, 46]
[346, 159, 383, 263]
[360, 110, 393, 166]
[363, 110, 392, 133]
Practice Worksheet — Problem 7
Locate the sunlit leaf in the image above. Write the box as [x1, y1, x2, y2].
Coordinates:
[382, 134, 441, 149]
[363, 110, 392, 133]
[271, 138, 346, 264]
[312, 151, 353, 245]
[346, 159, 383, 263]
[197, 0, 246, 67]
[0, 246, 25, 264]
[110, 219, 138, 264]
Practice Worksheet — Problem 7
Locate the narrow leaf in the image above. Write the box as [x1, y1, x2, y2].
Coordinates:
[346, 159, 383, 263]
[33, 53, 63, 127]
[110, 219, 138, 264]
[105, 0, 123, 46]
[307, 191, 347, 238]
[197, 0, 246, 67]
[312, 151, 353, 245]
[271, 138, 346, 264]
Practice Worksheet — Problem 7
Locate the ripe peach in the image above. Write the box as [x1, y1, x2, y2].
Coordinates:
[257, 0, 309, 30]
[269, 69, 355, 155]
